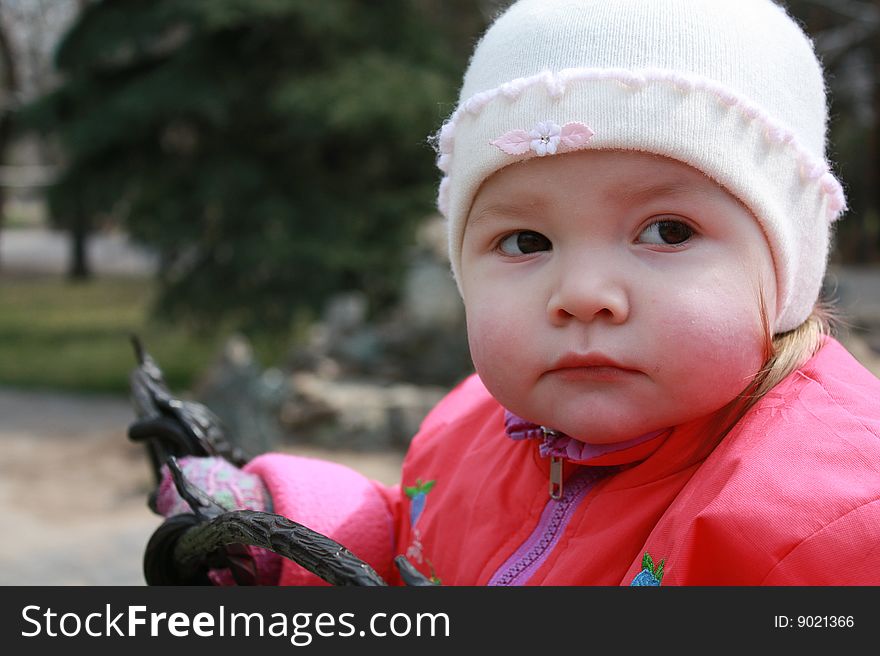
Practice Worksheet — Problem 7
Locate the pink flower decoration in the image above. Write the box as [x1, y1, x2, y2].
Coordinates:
[529, 121, 561, 156]
[491, 121, 594, 156]
[489, 129, 532, 155]
[559, 122, 595, 148]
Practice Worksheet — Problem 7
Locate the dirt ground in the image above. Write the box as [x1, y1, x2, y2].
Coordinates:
[0, 388, 404, 585]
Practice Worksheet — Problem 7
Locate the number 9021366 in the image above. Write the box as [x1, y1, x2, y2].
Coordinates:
[797, 616, 854, 628]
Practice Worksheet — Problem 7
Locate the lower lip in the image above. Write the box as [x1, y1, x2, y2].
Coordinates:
[548, 366, 639, 382]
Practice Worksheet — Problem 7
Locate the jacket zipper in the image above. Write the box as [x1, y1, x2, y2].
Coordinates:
[549, 456, 564, 499]
[544, 426, 564, 500]
[487, 465, 611, 585]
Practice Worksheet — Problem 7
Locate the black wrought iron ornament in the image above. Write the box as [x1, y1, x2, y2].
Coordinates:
[128, 336, 434, 587]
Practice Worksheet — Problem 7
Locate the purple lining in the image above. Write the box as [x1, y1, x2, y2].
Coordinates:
[487, 467, 614, 585]
[541, 428, 667, 460]
[504, 410, 667, 462]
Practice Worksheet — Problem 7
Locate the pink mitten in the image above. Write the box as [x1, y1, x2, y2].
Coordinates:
[155, 455, 281, 585]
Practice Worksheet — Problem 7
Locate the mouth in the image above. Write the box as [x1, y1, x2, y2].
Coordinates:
[545, 353, 641, 382]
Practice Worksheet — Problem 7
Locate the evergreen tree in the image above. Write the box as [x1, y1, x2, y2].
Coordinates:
[24, 0, 469, 331]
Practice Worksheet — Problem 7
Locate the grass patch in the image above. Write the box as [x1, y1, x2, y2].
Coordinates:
[0, 275, 229, 395]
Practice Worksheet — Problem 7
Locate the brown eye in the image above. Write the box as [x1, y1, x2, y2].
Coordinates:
[498, 231, 552, 255]
[639, 220, 694, 246]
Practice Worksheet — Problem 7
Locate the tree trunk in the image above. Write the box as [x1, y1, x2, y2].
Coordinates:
[870, 35, 880, 262]
[0, 13, 20, 271]
[68, 198, 91, 280]
[0, 111, 10, 270]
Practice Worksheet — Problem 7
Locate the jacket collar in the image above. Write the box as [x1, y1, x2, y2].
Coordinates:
[504, 410, 670, 466]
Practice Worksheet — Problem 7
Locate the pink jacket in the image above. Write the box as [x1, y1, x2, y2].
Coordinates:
[246, 337, 880, 585]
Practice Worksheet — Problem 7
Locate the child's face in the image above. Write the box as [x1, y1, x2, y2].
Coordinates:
[460, 150, 777, 443]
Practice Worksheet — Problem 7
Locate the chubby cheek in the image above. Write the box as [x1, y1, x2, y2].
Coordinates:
[652, 282, 767, 411]
[464, 303, 534, 408]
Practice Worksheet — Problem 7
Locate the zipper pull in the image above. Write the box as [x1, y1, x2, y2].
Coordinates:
[549, 456, 564, 499]
[541, 426, 564, 499]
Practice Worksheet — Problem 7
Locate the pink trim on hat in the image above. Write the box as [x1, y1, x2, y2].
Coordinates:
[434, 67, 846, 221]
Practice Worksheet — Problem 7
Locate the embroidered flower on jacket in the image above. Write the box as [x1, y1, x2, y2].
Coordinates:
[491, 121, 595, 156]
[404, 478, 435, 526]
[630, 552, 665, 586]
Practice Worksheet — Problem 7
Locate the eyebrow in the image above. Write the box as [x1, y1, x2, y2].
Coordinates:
[608, 181, 705, 206]
[468, 199, 548, 226]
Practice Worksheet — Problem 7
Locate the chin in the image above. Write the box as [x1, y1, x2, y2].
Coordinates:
[532, 410, 654, 444]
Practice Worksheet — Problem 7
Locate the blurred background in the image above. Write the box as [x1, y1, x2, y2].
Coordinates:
[0, 0, 877, 584]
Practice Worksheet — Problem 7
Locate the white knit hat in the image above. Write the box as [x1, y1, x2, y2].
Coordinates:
[435, 0, 846, 333]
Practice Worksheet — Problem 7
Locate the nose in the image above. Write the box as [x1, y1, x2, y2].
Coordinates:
[546, 254, 631, 326]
